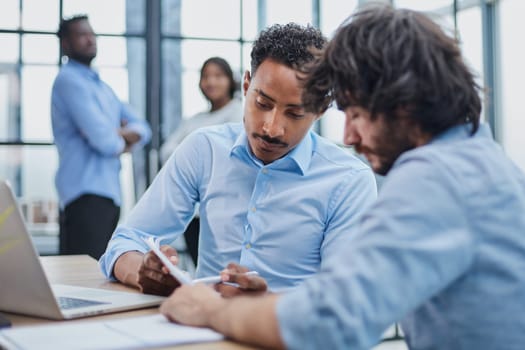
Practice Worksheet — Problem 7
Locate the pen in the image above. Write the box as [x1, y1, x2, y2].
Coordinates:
[193, 271, 259, 284]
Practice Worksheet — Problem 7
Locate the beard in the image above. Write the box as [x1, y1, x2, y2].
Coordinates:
[71, 53, 95, 66]
[358, 119, 417, 176]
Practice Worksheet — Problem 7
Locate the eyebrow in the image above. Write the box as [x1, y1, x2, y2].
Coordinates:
[254, 88, 304, 109]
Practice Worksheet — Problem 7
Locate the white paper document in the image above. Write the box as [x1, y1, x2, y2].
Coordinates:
[0, 314, 224, 350]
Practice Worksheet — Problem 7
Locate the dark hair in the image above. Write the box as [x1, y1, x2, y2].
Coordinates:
[57, 14, 89, 39]
[250, 23, 326, 76]
[303, 4, 482, 136]
[200, 57, 239, 100]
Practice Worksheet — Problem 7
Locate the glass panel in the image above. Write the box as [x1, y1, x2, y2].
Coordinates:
[0, 68, 20, 141]
[162, 0, 181, 36]
[21, 0, 59, 31]
[394, 0, 453, 12]
[0, 145, 59, 254]
[242, 0, 259, 41]
[162, 40, 183, 139]
[242, 42, 252, 74]
[126, 38, 146, 118]
[0, 0, 20, 30]
[21, 65, 57, 142]
[456, 6, 484, 118]
[170, 0, 240, 39]
[394, 0, 455, 32]
[320, 107, 345, 145]
[266, 0, 312, 26]
[181, 70, 209, 120]
[22, 34, 59, 65]
[62, 0, 127, 34]
[181, 40, 241, 72]
[0, 34, 20, 63]
[98, 67, 129, 102]
[20, 146, 59, 206]
[125, 0, 146, 34]
[321, 0, 358, 38]
[500, 0, 525, 172]
[94, 36, 128, 67]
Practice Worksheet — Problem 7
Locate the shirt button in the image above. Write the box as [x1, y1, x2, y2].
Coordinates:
[245, 243, 252, 249]
[262, 168, 268, 174]
[251, 207, 256, 212]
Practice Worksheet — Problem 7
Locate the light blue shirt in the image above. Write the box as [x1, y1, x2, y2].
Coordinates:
[100, 123, 377, 291]
[277, 123, 525, 349]
[51, 59, 151, 208]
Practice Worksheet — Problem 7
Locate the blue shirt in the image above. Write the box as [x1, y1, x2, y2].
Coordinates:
[277, 123, 525, 349]
[100, 123, 377, 291]
[51, 59, 151, 208]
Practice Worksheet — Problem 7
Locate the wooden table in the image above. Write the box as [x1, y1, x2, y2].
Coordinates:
[4, 255, 257, 350]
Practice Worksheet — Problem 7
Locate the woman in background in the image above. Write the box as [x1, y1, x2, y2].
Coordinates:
[160, 56, 242, 163]
[160, 57, 242, 266]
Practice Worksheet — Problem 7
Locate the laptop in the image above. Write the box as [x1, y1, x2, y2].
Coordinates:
[0, 180, 165, 320]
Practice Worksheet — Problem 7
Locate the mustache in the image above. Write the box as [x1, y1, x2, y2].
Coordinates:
[252, 133, 288, 147]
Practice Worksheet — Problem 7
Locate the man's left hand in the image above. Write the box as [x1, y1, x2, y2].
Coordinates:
[160, 284, 223, 327]
[214, 263, 268, 298]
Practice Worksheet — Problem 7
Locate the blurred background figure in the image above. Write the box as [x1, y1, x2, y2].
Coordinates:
[51, 15, 151, 259]
[160, 57, 241, 267]
[160, 56, 242, 163]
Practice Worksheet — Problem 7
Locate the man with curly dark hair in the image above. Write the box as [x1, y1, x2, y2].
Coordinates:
[100, 23, 377, 297]
[159, 5, 525, 350]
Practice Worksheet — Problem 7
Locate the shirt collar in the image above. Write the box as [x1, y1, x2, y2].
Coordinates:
[67, 58, 99, 80]
[230, 128, 314, 176]
[429, 122, 491, 145]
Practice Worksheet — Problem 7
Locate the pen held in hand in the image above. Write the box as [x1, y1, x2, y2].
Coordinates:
[193, 271, 259, 285]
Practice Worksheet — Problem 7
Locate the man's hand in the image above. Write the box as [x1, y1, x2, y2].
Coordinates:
[137, 245, 181, 296]
[119, 128, 141, 152]
[215, 263, 268, 298]
[160, 284, 223, 327]
[160, 283, 285, 349]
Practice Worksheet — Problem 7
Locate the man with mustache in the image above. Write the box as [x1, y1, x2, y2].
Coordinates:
[100, 23, 377, 295]
[159, 5, 525, 350]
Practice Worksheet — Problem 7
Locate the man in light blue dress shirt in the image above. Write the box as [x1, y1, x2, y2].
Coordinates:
[99, 24, 377, 295]
[160, 5, 525, 350]
[52, 15, 151, 259]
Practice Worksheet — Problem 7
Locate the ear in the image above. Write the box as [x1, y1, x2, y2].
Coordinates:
[243, 70, 251, 97]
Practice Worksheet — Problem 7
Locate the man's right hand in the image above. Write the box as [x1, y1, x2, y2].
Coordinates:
[113, 245, 181, 296]
[137, 245, 182, 295]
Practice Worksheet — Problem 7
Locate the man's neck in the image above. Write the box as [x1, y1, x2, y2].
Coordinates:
[68, 56, 92, 68]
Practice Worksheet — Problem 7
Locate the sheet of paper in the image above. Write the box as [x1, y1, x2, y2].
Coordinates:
[0, 314, 224, 350]
[0, 322, 138, 350]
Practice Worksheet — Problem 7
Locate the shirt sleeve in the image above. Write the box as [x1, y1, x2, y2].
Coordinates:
[320, 167, 377, 267]
[99, 131, 204, 279]
[276, 154, 475, 349]
[119, 102, 152, 148]
[53, 74, 125, 156]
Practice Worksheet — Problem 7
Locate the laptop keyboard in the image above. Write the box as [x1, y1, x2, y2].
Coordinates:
[56, 296, 109, 310]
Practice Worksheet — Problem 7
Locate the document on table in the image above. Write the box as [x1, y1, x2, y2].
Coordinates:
[0, 314, 224, 350]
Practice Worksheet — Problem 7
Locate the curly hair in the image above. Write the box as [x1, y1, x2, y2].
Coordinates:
[250, 23, 326, 77]
[57, 14, 88, 39]
[303, 4, 482, 136]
